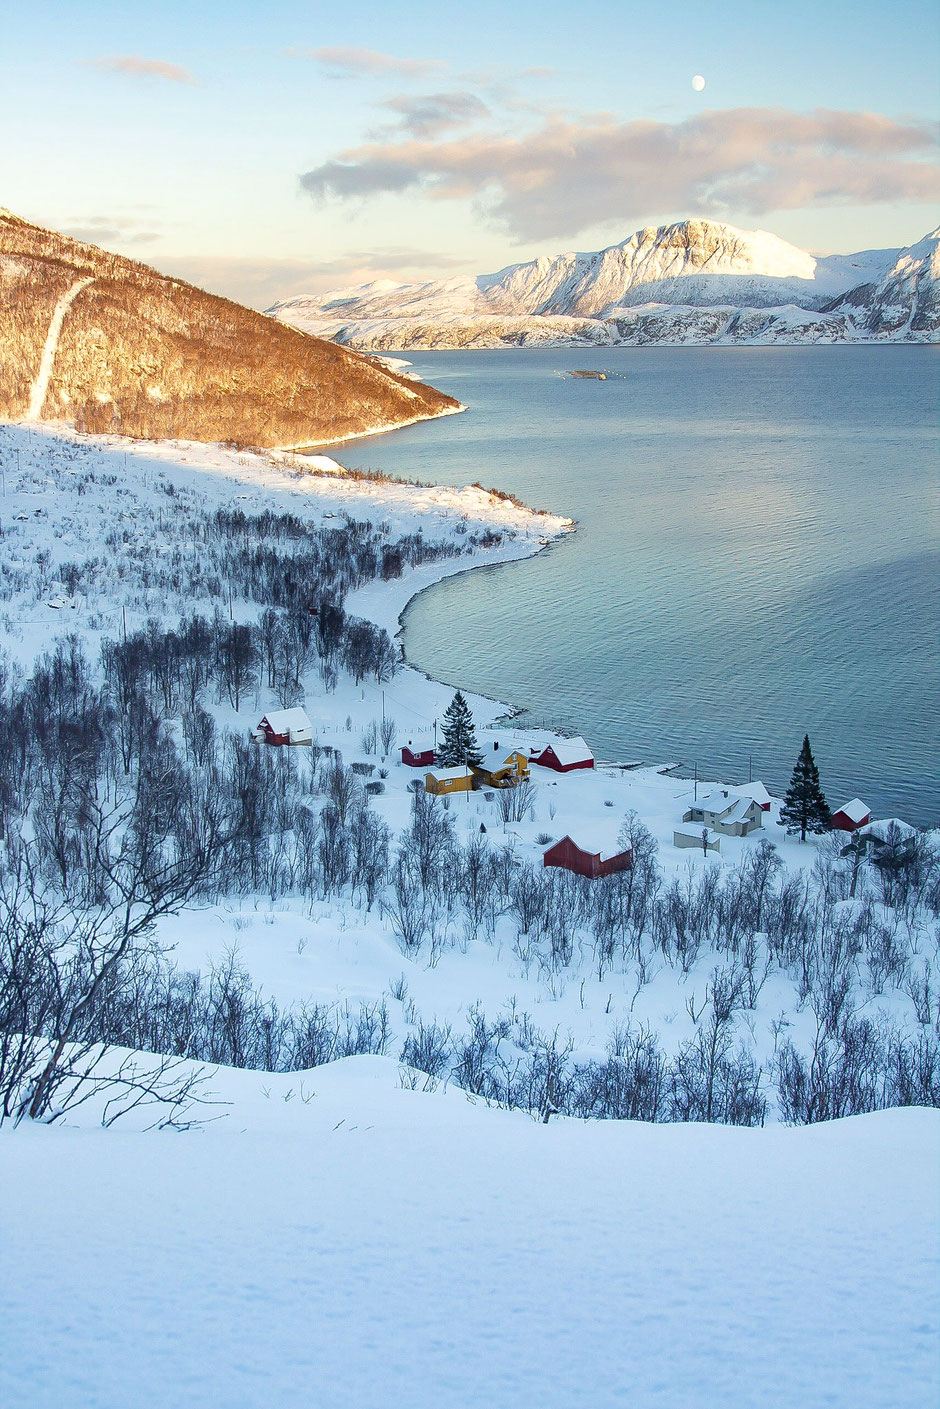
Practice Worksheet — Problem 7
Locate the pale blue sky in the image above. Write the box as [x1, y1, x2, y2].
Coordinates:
[1, 0, 937, 305]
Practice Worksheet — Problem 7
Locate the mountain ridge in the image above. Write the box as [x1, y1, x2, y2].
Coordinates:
[269, 219, 938, 349]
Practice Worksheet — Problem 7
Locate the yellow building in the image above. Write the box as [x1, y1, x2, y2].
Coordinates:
[424, 766, 475, 796]
[472, 750, 531, 788]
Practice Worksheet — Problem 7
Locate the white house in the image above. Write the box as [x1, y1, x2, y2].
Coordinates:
[683, 790, 764, 837]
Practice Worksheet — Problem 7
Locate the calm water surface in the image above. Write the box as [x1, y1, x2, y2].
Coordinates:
[338, 347, 939, 825]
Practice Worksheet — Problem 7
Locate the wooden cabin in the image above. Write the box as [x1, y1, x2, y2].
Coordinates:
[532, 737, 595, 773]
[424, 766, 474, 796]
[401, 741, 436, 767]
[831, 798, 871, 832]
[543, 835, 633, 879]
[254, 707, 313, 746]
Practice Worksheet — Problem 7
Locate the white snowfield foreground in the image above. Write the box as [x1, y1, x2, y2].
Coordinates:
[1, 1054, 937, 1409]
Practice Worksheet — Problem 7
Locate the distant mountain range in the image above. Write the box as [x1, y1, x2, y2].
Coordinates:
[269, 219, 940, 350]
[0, 209, 458, 448]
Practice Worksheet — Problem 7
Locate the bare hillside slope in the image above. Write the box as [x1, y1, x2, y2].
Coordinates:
[0, 209, 459, 446]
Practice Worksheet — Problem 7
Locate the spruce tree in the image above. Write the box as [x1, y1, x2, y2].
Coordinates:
[779, 734, 831, 841]
[436, 690, 482, 768]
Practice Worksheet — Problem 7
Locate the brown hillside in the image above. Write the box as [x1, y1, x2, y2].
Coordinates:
[0, 209, 459, 447]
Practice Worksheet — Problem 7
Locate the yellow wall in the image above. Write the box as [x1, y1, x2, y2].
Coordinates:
[425, 772, 473, 795]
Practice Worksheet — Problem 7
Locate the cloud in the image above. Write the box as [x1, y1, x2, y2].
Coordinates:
[293, 47, 444, 79]
[158, 249, 469, 309]
[63, 215, 162, 247]
[86, 55, 195, 84]
[379, 91, 491, 138]
[300, 107, 940, 240]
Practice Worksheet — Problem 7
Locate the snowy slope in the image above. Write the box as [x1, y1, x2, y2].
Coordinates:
[825, 227, 940, 338]
[1, 1056, 938, 1409]
[269, 220, 940, 348]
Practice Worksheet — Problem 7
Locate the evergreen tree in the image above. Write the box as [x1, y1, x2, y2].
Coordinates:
[779, 734, 831, 841]
[436, 690, 482, 768]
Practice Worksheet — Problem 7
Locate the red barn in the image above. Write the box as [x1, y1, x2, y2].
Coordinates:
[401, 741, 436, 767]
[533, 736, 595, 773]
[831, 798, 871, 832]
[543, 835, 633, 879]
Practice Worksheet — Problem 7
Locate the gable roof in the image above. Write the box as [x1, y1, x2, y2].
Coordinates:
[720, 797, 761, 824]
[733, 780, 772, 807]
[834, 797, 870, 823]
[260, 707, 312, 734]
[426, 765, 473, 782]
[543, 736, 594, 766]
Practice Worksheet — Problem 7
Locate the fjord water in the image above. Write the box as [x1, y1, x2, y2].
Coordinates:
[340, 348, 939, 825]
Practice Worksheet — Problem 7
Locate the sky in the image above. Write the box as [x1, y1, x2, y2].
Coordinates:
[1, 0, 937, 307]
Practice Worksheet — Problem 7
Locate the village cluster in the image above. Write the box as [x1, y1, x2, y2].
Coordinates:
[253, 695, 877, 878]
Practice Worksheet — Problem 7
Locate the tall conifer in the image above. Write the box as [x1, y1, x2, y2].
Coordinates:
[780, 734, 831, 841]
[437, 690, 482, 768]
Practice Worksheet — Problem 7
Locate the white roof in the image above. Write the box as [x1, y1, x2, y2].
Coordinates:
[733, 780, 772, 807]
[402, 739, 435, 752]
[695, 790, 733, 814]
[674, 825, 720, 843]
[542, 736, 594, 766]
[426, 766, 472, 782]
[261, 707, 311, 734]
[835, 798, 870, 823]
[721, 797, 760, 824]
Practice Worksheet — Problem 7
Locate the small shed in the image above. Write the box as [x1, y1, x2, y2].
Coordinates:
[543, 836, 633, 879]
[533, 737, 595, 773]
[425, 766, 474, 796]
[674, 825, 721, 854]
[254, 707, 313, 746]
[831, 798, 871, 832]
[401, 741, 436, 767]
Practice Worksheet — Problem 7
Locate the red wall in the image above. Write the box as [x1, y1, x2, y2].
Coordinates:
[544, 837, 633, 878]
[535, 746, 594, 773]
[402, 746, 436, 767]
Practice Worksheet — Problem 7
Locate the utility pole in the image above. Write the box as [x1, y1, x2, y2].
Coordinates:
[122, 605, 127, 643]
[381, 690, 385, 726]
[693, 761, 698, 801]
[748, 753, 753, 783]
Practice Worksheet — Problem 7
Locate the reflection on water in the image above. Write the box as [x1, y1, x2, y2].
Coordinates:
[337, 347, 939, 825]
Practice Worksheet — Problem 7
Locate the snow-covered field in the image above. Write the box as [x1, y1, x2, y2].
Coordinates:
[1, 418, 937, 1407]
[1, 1055, 936, 1409]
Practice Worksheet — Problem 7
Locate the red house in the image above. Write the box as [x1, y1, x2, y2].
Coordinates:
[401, 741, 436, 768]
[831, 798, 871, 832]
[543, 836, 633, 879]
[253, 707, 313, 746]
[532, 736, 595, 773]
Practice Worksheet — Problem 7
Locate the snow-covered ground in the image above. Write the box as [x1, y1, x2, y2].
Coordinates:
[2, 1054, 937, 1409]
[1, 418, 937, 1407]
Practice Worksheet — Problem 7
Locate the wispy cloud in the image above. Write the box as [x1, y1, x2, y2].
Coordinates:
[379, 91, 491, 138]
[86, 55, 195, 84]
[159, 248, 469, 308]
[64, 216, 160, 246]
[300, 107, 940, 240]
[292, 47, 445, 79]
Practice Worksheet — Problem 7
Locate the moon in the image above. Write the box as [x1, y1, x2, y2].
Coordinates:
[692, 74, 706, 92]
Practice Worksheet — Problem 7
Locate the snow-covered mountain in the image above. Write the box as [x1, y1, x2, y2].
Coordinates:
[269, 220, 939, 348]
